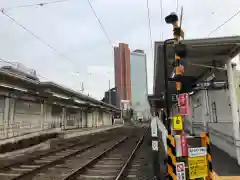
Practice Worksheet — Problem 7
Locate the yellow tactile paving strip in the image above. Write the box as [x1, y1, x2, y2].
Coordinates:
[214, 171, 240, 180]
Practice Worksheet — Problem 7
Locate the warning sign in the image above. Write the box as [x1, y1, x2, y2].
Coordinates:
[188, 156, 208, 179]
[176, 162, 186, 180]
[173, 115, 183, 130]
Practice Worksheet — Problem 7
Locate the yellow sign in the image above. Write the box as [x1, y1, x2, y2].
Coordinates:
[173, 115, 183, 130]
[188, 156, 208, 179]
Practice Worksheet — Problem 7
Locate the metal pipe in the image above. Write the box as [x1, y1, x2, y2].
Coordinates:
[163, 38, 175, 132]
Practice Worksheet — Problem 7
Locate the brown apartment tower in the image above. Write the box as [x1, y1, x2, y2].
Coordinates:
[114, 43, 131, 107]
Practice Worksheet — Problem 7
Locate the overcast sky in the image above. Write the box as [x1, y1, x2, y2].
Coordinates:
[0, 0, 240, 100]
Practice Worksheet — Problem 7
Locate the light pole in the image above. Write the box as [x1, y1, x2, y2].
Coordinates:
[108, 79, 111, 105]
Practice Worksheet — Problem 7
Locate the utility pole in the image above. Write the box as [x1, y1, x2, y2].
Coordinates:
[108, 79, 111, 105]
[80, 82, 84, 93]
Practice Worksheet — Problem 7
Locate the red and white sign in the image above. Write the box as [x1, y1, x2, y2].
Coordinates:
[175, 135, 188, 157]
[176, 162, 186, 180]
[177, 163, 184, 172]
[180, 135, 188, 157]
[178, 93, 191, 116]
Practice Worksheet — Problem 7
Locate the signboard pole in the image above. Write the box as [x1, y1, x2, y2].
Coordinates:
[163, 39, 175, 132]
[151, 113, 161, 180]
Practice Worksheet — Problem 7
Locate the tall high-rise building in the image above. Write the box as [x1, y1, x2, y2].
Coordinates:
[130, 49, 150, 119]
[114, 43, 131, 107]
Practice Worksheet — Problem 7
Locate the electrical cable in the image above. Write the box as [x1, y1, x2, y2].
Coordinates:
[176, 0, 179, 13]
[146, 0, 153, 56]
[208, 8, 240, 37]
[87, 0, 113, 49]
[1, 0, 73, 11]
[2, 0, 114, 96]
[1, 10, 80, 74]
[160, 0, 163, 40]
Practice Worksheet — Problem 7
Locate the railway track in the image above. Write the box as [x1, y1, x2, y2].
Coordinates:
[66, 134, 145, 180]
[44, 133, 145, 180]
[0, 128, 132, 180]
[0, 127, 146, 180]
[1, 129, 116, 170]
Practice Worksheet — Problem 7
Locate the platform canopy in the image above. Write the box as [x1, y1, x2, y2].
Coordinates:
[153, 36, 240, 108]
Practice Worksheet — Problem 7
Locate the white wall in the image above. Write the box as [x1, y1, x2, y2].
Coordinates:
[14, 99, 42, 133]
[0, 93, 116, 139]
[0, 97, 5, 138]
[82, 110, 87, 128]
[103, 112, 112, 126]
[190, 89, 237, 158]
[0, 97, 4, 125]
[51, 104, 62, 128]
[87, 112, 93, 127]
[97, 111, 103, 127]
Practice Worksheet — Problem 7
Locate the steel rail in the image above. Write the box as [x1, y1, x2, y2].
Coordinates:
[60, 136, 129, 180]
[2, 138, 86, 170]
[114, 134, 145, 180]
[2, 128, 117, 170]
[11, 137, 112, 180]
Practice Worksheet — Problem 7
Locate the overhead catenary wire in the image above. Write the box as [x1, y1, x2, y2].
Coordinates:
[146, 0, 153, 56]
[159, 0, 163, 40]
[1, 0, 74, 11]
[1, 10, 80, 73]
[208, 8, 240, 37]
[1, 1, 113, 97]
[176, 0, 179, 13]
[87, 0, 113, 49]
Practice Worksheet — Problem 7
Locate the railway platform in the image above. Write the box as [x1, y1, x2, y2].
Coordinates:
[0, 125, 123, 159]
[156, 138, 240, 179]
[212, 144, 240, 179]
[61, 124, 123, 139]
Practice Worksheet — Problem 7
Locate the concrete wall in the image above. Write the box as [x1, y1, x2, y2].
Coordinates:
[0, 92, 117, 140]
[87, 112, 93, 127]
[97, 111, 103, 126]
[82, 110, 87, 128]
[14, 99, 42, 131]
[103, 112, 112, 126]
[189, 89, 237, 158]
[0, 97, 4, 125]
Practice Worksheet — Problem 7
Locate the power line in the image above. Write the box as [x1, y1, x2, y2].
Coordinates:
[146, 0, 153, 55]
[1, 10, 79, 73]
[87, 0, 113, 49]
[176, 0, 179, 13]
[1, 0, 73, 11]
[159, 0, 163, 40]
[208, 8, 240, 37]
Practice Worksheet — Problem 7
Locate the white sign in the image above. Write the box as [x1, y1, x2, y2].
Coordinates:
[188, 147, 207, 157]
[152, 140, 158, 151]
[176, 162, 186, 180]
[175, 135, 182, 157]
[206, 73, 215, 82]
[151, 117, 158, 137]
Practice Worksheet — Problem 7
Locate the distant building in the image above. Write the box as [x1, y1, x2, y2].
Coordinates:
[130, 50, 150, 119]
[114, 43, 131, 107]
[101, 87, 117, 106]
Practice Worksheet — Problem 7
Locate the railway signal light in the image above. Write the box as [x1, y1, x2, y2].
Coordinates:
[175, 43, 187, 58]
[165, 13, 178, 24]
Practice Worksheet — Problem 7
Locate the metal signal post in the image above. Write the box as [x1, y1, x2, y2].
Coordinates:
[165, 9, 185, 134]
